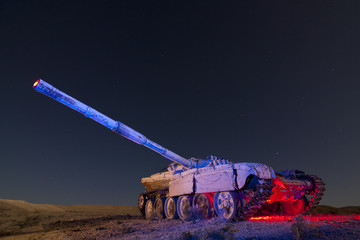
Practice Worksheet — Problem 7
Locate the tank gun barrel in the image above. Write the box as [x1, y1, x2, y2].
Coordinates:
[33, 79, 194, 168]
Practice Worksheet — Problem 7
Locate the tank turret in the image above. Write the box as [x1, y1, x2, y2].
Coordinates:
[33, 79, 325, 221]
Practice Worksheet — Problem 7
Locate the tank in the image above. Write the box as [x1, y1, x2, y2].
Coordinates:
[33, 79, 325, 221]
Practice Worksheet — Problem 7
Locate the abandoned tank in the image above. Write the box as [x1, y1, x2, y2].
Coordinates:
[33, 79, 325, 221]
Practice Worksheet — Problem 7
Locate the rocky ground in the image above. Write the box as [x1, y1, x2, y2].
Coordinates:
[0, 199, 359, 240]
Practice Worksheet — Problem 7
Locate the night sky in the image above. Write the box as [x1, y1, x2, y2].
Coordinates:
[1, 1, 360, 207]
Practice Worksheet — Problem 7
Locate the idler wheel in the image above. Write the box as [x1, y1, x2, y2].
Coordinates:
[138, 193, 145, 209]
[192, 193, 213, 219]
[177, 195, 193, 221]
[145, 200, 154, 220]
[154, 197, 165, 219]
[137, 193, 146, 219]
[164, 197, 178, 219]
[213, 191, 239, 220]
[281, 196, 307, 216]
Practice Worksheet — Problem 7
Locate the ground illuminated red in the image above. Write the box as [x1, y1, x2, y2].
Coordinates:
[249, 215, 360, 222]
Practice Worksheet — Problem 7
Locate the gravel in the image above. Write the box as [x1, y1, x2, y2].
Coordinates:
[62, 215, 360, 240]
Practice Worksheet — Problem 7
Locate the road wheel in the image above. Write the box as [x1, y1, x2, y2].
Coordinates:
[193, 193, 213, 219]
[164, 197, 178, 219]
[281, 196, 306, 216]
[260, 201, 280, 215]
[213, 191, 238, 220]
[177, 195, 193, 221]
[154, 197, 165, 219]
[145, 200, 154, 220]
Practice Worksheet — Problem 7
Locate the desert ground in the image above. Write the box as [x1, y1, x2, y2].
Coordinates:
[0, 199, 359, 240]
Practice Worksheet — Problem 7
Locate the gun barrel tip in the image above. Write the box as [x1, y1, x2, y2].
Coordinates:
[33, 80, 40, 88]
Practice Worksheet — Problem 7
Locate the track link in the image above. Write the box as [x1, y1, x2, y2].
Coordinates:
[304, 175, 326, 214]
[240, 179, 274, 219]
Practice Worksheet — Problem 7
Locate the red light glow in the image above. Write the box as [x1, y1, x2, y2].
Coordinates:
[249, 216, 293, 222]
[33, 80, 40, 88]
[273, 177, 286, 189]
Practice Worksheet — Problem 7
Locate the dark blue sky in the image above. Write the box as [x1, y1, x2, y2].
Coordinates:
[1, 1, 359, 207]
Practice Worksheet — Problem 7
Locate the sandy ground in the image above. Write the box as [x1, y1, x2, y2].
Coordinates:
[0, 199, 359, 240]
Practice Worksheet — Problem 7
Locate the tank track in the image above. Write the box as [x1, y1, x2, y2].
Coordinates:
[303, 175, 326, 214]
[240, 179, 274, 219]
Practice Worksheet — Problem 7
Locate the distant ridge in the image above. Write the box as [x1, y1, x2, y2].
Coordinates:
[312, 204, 360, 215]
[0, 199, 65, 213]
[0, 199, 139, 216]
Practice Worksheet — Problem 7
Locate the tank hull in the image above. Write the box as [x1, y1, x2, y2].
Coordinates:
[141, 162, 276, 196]
[139, 167, 325, 220]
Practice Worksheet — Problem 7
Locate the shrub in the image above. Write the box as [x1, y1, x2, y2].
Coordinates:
[291, 216, 323, 240]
